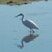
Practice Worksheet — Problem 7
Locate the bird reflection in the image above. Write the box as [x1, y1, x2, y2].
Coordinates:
[16, 13, 39, 48]
[17, 34, 39, 48]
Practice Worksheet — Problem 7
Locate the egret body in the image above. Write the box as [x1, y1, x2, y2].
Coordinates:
[15, 13, 39, 34]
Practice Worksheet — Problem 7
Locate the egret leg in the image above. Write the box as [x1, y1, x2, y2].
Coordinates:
[32, 29, 35, 33]
[30, 29, 35, 35]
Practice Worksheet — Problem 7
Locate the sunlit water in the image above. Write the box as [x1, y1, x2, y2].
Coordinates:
[0, 1, 52, 52]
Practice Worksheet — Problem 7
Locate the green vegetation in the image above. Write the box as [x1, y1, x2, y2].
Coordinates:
[0, 0, 31, 4]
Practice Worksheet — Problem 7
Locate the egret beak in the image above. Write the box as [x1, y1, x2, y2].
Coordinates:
[15, 13, 23, 17]
[15, 14, 22, 17]
[15, 15, 22, 20]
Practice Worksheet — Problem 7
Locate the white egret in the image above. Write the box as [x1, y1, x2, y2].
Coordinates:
[15, 13, 39, 34]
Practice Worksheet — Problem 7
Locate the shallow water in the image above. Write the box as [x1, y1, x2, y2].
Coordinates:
[0, 1, 52, 52]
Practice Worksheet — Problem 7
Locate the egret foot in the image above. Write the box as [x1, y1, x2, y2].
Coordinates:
[30, 29, 35, 35]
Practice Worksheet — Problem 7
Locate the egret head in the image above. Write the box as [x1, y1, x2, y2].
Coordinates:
[15, 13, 24, 17]
[15, 13, 24, 20]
